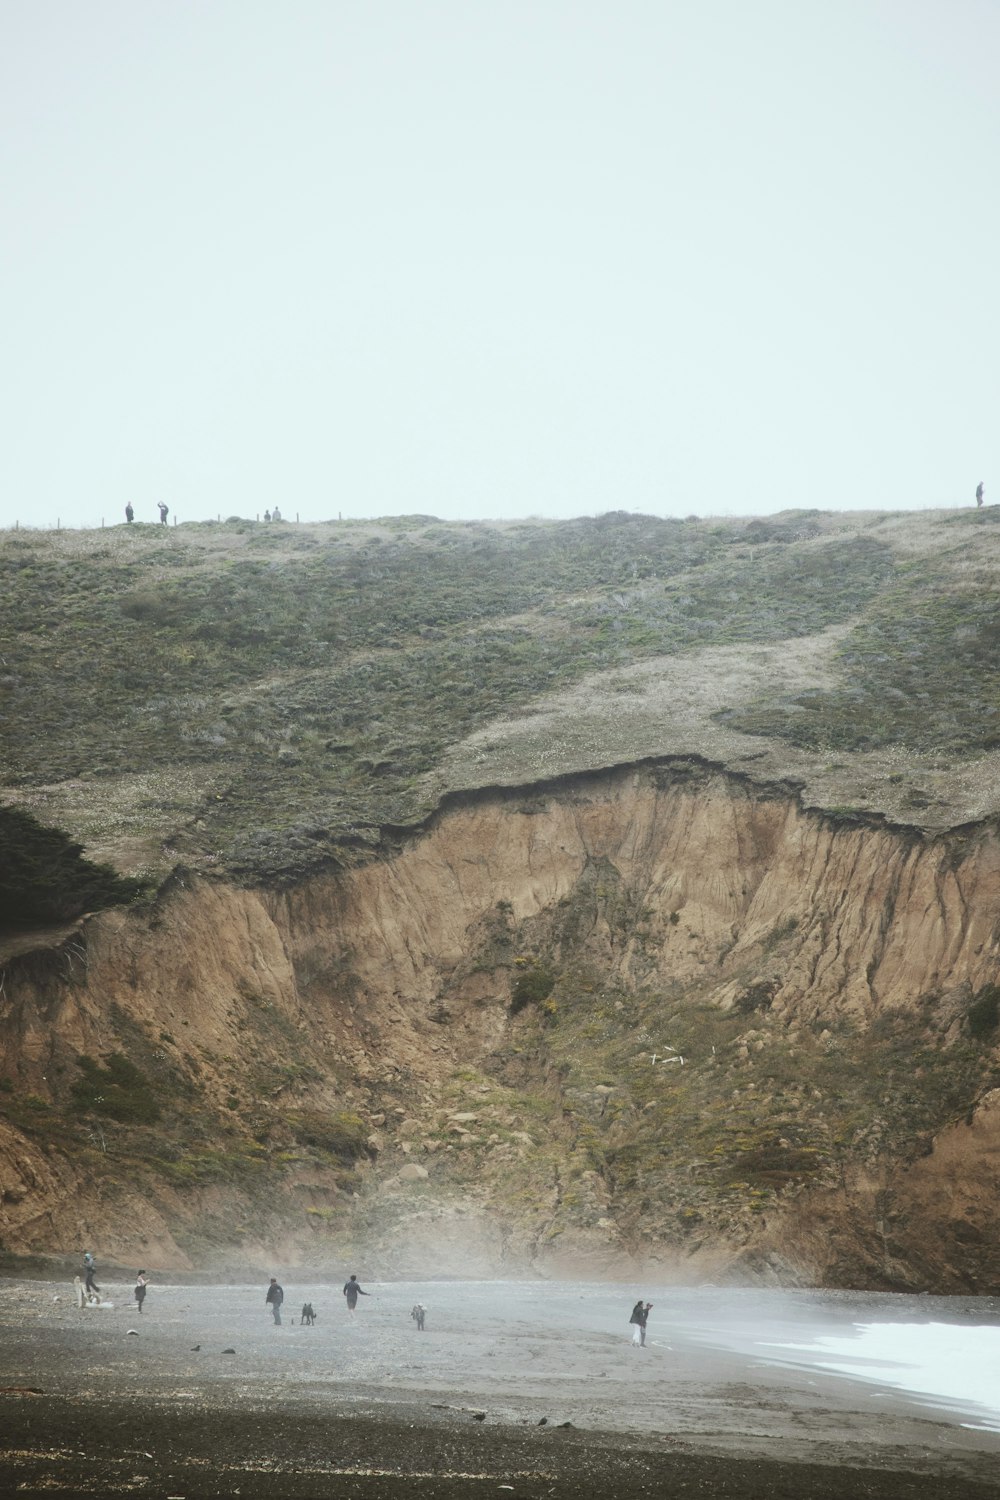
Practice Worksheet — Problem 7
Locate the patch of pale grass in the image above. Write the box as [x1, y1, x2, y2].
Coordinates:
[1, 766, 219, 873]
[429, 625, 1000, 833]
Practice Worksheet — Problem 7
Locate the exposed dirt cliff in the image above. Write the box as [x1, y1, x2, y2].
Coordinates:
[2, 761, 999, 1288]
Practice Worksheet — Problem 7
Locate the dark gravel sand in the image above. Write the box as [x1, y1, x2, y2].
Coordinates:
[2, 1277, 998, 1497]
[4, 1393, 996, 1499]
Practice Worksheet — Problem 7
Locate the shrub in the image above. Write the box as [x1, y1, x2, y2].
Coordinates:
[511, 964, 557, 1014]
[0, 807, 145, 931]
[724, 1138, 825, 1189]
[286, 1109, 369, 1162]
[968, 985, 1000, 1040]
[735, 980, 779, 1015]
[71, 1053, 160, 1123]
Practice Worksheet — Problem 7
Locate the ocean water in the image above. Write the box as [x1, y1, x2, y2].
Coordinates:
[763, 1321, 1000, 1430]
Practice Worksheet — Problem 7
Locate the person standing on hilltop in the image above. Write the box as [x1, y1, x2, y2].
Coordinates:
[976, 481, 985, 508]
[343, 1274, 369, 1313]
[125, 503, 134, 523]
[157, 501, 169, 525]
[265, 1277, 284, 1325]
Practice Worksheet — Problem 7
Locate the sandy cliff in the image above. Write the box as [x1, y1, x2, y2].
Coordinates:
[2, 762, 998, 1287]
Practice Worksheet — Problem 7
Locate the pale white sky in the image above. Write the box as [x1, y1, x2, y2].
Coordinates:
[1, 0, 997, 529]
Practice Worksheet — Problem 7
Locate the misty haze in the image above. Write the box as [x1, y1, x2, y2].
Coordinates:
[2, 0, 1000, 1494]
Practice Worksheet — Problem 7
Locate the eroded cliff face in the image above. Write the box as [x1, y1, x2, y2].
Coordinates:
[2, 763, 998, 1288]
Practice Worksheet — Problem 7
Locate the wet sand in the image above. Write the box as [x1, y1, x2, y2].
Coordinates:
[2, 1277, 999, 1497]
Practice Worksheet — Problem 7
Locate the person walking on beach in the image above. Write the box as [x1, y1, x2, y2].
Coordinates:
[265, 1277, 284, 1325]
[343, 1274, 369, 1313]
[630, 1298, 652, 1347]
[82, 1252, 100, 1301]
[134, 1270, 148, 1314]
[410, 1302, 426, 1331]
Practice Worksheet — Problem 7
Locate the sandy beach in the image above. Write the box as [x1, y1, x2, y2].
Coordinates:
[2, 1277, 999, 1497]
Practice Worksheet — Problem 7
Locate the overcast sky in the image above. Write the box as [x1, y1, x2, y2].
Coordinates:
[1, 0, 997, 530]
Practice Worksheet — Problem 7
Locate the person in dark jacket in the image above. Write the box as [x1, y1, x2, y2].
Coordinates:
[134, 1270, 148, 1314]
[125, 503, 134, 523]
[629, 1298, 652, 1346]
[343, 1274, 369, 1313]
[82, 1252, 100, 1301]
[265, 1277, 284, 1325]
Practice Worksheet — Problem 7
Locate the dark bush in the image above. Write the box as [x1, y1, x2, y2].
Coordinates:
[735, 980, 779, 1015]
[729, 1139, 822, 1187]
[286, 1109, 369, 1161]
[0, 807, 146, 931]
[968, 985, 1000, 1040]
[71, 1053, 160, 1123]
[511, 964, 557, 1014]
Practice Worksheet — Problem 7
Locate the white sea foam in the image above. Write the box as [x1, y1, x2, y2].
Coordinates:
[765, 1322, 1000, 1430]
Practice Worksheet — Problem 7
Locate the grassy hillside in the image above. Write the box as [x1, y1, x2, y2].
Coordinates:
[2, 507, 998, 887]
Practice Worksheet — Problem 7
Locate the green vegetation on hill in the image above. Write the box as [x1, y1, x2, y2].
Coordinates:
[720, 561, 1000, 755]
[422, 883, 999, 1282]
[0, 512, 899, 881]
[512, 980, 989, 1239]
